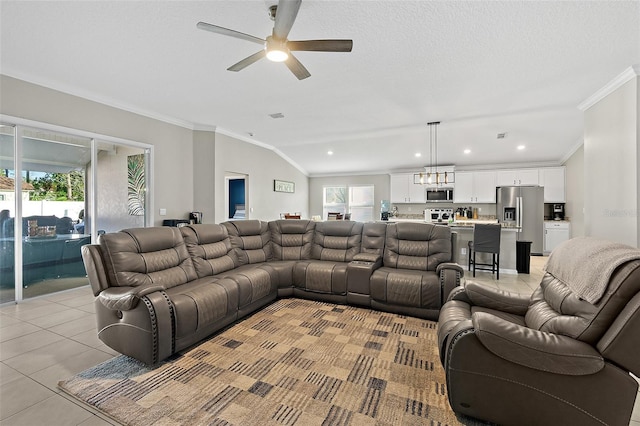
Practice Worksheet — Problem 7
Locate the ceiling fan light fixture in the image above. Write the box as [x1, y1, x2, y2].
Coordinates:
[265, 36, 289, 62]
[266, 49, 289, 62]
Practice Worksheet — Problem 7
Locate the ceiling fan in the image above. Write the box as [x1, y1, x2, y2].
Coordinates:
[196, 0, 353, 80]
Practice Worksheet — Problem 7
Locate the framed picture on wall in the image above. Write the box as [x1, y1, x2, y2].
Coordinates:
[274, 179, 295, 193]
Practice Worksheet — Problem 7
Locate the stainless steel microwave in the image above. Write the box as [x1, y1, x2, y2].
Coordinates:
[426, 187, 454, 202]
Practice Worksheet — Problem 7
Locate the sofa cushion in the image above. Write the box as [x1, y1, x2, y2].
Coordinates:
[180, 224, 239, 277]
[525, 261, 640, 345]
[360, 222, 387, 257]
[370, 267, 441, 309]
[99, 227, 197, 288]
[384, 223, 451, 271]
[224, 220, 271, 265]
[269, 219, 315, 260]
[220, 264, 278, 309]
[165, 277, 238, 338]
[293, 260, 348, 295]
[311, 221, 363, 262]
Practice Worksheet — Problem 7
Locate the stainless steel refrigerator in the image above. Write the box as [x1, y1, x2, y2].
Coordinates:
[496, 186, 544, 255]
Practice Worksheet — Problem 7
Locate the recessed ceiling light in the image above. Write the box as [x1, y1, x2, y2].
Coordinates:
[517, 145, 525, 150]
[464, 149, 471, 154]
[327, 150, 334, 155]
[415, 153, 421, 157]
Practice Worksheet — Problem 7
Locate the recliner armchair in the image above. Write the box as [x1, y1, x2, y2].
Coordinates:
[438, 237, 640, 426]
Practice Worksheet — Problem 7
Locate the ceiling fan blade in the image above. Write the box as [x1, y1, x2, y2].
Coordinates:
[273, 0, 301, 40]
[285, 53, 311, 80]
[287, 39, 353, 52]
[197, 21, 265, 45]
[227, 50, 266, 72]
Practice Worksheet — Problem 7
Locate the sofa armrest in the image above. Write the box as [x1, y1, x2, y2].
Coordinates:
[436, 262, 464, 276]
[472, 311, 604, 375]
[447, 285, 471, 303]
[97, 284, 165, 311]
[464, 281, 530, 315]
[353, 253, 382, 263]
[438, 263, 464, 304]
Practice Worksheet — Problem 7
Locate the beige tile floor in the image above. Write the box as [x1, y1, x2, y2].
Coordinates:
[0, 258, 639, 425]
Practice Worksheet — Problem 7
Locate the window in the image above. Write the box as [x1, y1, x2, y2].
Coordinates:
[323, 186, 347, 219]
[322, 185, 374, 222]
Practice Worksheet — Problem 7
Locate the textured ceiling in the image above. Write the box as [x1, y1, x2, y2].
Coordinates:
[1, 1, 639, 176]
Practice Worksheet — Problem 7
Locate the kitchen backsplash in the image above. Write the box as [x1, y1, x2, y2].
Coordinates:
[394, 213, 497, 220]
[392, 203, 497, 216]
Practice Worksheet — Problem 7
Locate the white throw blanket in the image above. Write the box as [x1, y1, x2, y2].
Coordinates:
[543, 237, 640, 304]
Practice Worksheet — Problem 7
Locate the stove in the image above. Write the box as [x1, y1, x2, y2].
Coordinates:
[425, 208, 453, 222]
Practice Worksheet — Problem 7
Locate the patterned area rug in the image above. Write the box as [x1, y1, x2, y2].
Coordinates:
[59, 298, 483, 425]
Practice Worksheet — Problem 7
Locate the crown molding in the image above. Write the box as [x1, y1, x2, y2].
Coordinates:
[2, 71, 199, 130]
[560, 137, 584, 165]
[577, 65, 640, 111]
[214, 127, 308, 176]
[3, 73, 309, 175]
[192, 124, 217, 132]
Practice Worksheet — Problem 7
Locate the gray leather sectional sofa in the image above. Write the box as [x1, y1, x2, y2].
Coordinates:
[82, 220, 463, 365]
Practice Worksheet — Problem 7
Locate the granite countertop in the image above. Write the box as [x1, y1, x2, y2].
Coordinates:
[382, 218, 520, 230]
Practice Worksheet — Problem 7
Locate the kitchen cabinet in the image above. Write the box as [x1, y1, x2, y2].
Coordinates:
[453, 171, 496, 203]
[390, 173, 425, 203]
[539, 167, 566, 202]
[544, 221, 570, 254]
[496, 169, 539, 186]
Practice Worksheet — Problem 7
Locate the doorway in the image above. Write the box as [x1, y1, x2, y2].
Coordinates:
[225, 174, 248, 220]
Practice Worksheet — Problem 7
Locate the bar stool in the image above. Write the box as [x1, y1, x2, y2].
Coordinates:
[468, 223, 501, 279]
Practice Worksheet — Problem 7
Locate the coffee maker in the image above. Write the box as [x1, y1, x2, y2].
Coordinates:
[553, 204, 565, 221]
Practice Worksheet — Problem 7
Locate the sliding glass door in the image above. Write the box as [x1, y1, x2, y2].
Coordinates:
[0, 119, 152, 303]
[0, 125, 16, 303]
[16, 128, 92, 299]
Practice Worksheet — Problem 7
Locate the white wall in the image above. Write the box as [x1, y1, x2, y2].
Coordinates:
[563, 145, 584, 237]
[214, 133, 308, 223]
[193, 130, 216, 223]
[95, 146, 145, 232]
[309, 174, 390, 220]
[583, 76, 638, 246]
[0, 75, 194, 226]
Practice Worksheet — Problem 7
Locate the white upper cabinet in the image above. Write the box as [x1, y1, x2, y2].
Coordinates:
[453, 172, 473, 203]
[496, 169, 539, 186]
[453, 171, 496, 203]
[390, 173, 425, 203]
[539, 167, 566, 202]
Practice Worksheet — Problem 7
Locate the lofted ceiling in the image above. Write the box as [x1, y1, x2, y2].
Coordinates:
[1, 1, 639, 176]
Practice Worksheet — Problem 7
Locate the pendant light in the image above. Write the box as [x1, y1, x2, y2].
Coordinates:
[419, 121, 448, 186]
